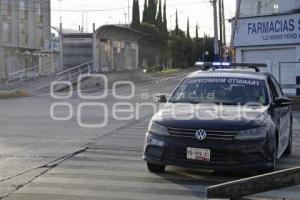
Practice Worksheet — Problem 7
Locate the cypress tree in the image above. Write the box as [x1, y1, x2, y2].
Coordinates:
[187, 17, 190, 38]
[136, 0, 140, 25]
[196, 23, 199, 39]
[148, 0, 152, 24]
[131, 0, 135, 26]
[142, 0, 148, 23]
[162, 0, 167, 34]
[175, 9, 179, 35]
[156, 0, 163, 31]
[131, 0, 140, 29]
[148, 0, 158, 25]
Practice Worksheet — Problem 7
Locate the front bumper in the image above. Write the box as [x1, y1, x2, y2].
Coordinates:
[143, 133, 272, 172]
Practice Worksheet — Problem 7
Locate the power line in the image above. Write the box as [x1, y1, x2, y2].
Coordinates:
[0, 1, 211, 13]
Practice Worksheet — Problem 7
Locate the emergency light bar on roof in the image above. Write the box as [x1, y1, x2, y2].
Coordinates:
[195, 62, 267, 72]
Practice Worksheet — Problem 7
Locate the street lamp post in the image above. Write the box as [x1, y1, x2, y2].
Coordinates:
[128, 0, 130, 25]
[59, 23, 63, 71]
[169, 15, 172, 33]
[211, 0, 220, 61]
[58, 0, 63, 23]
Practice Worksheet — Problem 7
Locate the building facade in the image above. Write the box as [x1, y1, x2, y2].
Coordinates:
[0, 0, 51, 83]
[233, 0, 300, 95]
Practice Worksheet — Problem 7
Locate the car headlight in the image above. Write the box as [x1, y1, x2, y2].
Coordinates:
[148, 121, 169, 136]
[235, 127, 267, 140]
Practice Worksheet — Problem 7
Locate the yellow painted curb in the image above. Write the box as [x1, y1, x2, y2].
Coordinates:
[0, 90, 30, 98]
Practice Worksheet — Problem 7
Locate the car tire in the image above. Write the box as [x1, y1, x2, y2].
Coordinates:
[284, 124, 293, 156]
[147, 162, 166, 173]
[267, 140, 278, 172]
[259, 135, 278, 174]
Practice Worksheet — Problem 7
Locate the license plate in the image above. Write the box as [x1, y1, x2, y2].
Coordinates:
[187, 147, 210, 161]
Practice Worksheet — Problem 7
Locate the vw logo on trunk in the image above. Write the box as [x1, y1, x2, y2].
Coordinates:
[195, 129, 207, 141]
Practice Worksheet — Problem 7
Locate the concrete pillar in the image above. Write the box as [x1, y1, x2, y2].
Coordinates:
[44, 0, 51, 50]
[236, 48, 242, 63]
[28, 0, 35, 49]
[111, 41, 114, 71]
[59, 23, 63, 71]
[92, 23, 98, 72]
[136, 43, 139, 69]
[0, 2, 5, 82]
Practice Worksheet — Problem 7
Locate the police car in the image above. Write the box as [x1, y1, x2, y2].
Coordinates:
[143, 63, 293, 174]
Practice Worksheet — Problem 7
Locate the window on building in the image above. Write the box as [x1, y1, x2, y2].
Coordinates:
[19, 0, 28, 20]
[240, 0, 279, 17]
[266, 0, 279, 14]
[20, 23, 28, 47]
[35, 0, 44, 23]
[1, 0, 12, 17]
[240, 0, 253, 17]
[253, 0, 263, 15]
[2, 21, 12, 44]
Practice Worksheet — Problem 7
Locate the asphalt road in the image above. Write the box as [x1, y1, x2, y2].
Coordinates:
[0, 72, 299, 200]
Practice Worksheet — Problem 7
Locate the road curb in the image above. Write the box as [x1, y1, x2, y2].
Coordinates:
[0, 90, 30, 98]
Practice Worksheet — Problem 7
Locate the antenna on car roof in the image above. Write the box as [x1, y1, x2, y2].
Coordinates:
[195, 62, 267, 72]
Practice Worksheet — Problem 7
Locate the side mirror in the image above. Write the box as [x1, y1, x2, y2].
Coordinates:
[273, 97, 291, 107]
[156, 94, 168, 103]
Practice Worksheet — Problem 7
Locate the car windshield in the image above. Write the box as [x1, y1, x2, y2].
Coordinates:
[169, 77, 269, 105]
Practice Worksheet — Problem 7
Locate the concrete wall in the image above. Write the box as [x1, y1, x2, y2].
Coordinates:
[0, 3, 4, 82]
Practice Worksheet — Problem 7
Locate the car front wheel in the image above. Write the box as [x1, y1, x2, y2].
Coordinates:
[147, 162, 166, 173]
[267, 140, 278, 173]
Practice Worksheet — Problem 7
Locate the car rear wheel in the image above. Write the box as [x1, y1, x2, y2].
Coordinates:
[284, 124, 293, 156]
[147, 162, 166, 173]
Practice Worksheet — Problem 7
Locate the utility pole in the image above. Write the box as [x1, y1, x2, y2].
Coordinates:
[0, 2, 5, 83]
[218, 0, 223, 61]
[59, 23, 63, 71]
[92, 23, 97, 72]
[128, 0, 130, 25]
[81, 12, 84, 32]
[169, 15, 172, 32]
[211, 0, 219, 61]
[221, 0, 226, 45]
[58, 0, 63, 24]
[231, 0, 241, 46]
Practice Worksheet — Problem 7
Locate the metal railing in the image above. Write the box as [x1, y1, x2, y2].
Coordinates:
[7, 60, 59, 83]
[56, 60, 95, 82]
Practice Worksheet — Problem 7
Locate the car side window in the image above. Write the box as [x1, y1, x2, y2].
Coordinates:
[270, 76, 283, 97]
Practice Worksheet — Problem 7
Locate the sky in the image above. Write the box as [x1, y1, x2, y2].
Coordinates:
[51, 0, 236, 42]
